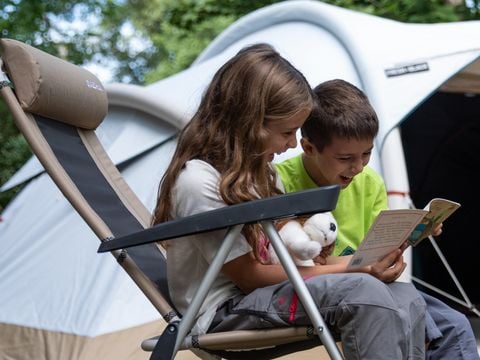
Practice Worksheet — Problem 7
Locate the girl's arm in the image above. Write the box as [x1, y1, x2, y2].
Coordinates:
[222, 253, 350, 294]
[222, 247, 405, 294]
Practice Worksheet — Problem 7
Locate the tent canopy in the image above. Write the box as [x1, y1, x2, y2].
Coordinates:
[4, 0, 480, 192]
[2, 0, 480, 351]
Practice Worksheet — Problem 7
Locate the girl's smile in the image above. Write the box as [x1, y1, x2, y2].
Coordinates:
[264, 109, 310, 162]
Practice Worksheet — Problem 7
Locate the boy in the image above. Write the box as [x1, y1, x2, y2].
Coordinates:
[275, 79, 479, 359]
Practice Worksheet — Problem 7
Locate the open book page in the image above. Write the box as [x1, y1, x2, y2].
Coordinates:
[408, 198, 461, 246]
[347, 209, 428, 269]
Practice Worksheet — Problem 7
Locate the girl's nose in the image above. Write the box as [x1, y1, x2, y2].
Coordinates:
[287, 134, 297, 149]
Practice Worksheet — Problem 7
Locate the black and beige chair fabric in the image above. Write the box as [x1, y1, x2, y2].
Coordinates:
[0, 38, 343, 360]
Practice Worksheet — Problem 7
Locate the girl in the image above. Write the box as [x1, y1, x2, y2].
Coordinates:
[153, 43, 426, 359]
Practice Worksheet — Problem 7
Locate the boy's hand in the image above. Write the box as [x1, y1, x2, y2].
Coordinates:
[432, 223, 443, 237]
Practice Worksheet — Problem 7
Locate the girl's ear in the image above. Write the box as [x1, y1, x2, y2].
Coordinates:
[301, 137, 316, 156]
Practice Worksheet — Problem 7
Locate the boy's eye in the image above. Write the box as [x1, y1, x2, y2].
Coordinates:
[363, 152, 372, 160]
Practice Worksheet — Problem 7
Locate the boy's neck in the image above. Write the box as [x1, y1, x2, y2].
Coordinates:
[301, 153, 329, 187]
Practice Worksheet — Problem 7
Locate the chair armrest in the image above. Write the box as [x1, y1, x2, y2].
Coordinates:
[98, 185, 340, 253]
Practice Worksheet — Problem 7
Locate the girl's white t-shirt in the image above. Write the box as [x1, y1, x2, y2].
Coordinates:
[167, 159, 252, 334]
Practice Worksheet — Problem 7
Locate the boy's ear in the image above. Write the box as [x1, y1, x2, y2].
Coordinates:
[301, 137, 316, 156]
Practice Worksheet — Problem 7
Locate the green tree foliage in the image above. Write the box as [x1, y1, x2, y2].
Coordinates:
[324, 0, 480, 22]
[97, 0, 479, 85]
[1, 0, 479, 210]
[96, 0, 279, 84]
[0, 0, 106, 209]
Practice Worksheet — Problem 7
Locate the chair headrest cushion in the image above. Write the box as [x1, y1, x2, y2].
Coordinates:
[0, 38, 107, 130]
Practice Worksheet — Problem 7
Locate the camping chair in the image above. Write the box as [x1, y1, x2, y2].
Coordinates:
[0, 38, 343, 360]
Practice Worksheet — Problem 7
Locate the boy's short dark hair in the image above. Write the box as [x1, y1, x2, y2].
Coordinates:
[301, 79, 379, 152]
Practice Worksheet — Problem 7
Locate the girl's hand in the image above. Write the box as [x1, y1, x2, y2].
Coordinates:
[313, 243, 335, 265]
[365, 248, 406, 283]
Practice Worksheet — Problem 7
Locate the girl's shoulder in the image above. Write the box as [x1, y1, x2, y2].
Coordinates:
[173, 159, 224, 216]
[175, 159, 221, 196]
[184, 159, 217, 174]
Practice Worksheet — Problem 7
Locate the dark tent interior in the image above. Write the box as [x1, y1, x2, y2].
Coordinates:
[401, 91, 480, 311]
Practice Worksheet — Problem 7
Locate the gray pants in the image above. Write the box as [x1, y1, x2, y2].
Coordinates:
[209, 273, 426, 359]
[422, 291, 479, 360]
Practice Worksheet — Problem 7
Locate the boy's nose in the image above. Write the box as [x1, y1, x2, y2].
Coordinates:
[351, 161, 364, 173]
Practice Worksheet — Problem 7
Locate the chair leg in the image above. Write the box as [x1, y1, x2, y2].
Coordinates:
[150, 321, 180, 360]
[261, 220, 344, 360]
[173, 225, 244, 357]
[412, 236, 480, 317]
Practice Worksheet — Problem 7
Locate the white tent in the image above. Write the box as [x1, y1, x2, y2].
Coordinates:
[1, 0, 480, 358]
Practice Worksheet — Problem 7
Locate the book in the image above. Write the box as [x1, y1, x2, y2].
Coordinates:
[347, 198, 461, 269]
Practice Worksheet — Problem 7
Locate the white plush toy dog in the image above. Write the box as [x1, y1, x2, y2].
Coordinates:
[268, 212, 338, 267]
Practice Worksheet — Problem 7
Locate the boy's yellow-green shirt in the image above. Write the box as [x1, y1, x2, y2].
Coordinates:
[274, 154, 388, 256]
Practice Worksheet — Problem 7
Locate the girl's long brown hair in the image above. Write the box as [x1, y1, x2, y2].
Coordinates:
[153, 43, 313, 259]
